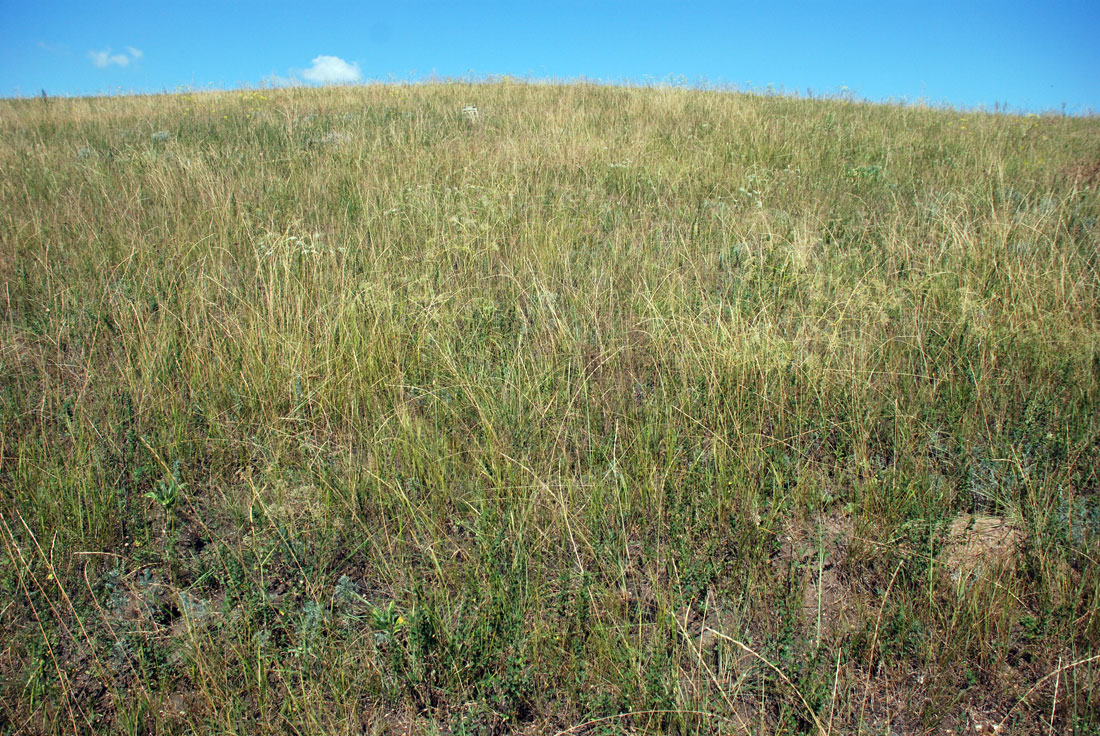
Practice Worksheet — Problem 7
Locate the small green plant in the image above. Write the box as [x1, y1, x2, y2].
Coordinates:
[144, 459, 182, 531]
[369, 600, 406, 637]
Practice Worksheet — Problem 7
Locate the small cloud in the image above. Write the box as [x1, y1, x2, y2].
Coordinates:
[89, 50, 127, 67]
[301, 55, 361, 85]
[88, 47, 142, 69]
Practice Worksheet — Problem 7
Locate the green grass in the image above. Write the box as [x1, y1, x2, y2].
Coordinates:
[1, 81, 1099, 734]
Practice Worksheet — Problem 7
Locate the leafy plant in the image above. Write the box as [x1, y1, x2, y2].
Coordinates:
[144, 459, 183, 531]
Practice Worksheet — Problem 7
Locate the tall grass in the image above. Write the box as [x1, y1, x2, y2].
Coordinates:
[1, 81, 1099, 734]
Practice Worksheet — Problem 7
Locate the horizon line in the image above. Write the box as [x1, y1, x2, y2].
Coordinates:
[4, 75, 1096, 118]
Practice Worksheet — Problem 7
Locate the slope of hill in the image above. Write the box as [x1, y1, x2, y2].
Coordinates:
[2, 82, 1099, 734]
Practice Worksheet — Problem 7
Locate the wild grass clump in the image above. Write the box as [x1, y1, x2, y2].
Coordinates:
[1, 82, 1099, 734]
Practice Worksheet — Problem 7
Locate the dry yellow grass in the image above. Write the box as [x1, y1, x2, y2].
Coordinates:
[1, 81, 1099, 734]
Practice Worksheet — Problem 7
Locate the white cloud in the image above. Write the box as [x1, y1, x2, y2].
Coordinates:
[301, 55, 361, 85]
[89, 47, 142, 69]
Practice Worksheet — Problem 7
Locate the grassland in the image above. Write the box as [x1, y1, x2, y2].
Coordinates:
[1, 81, 1099, 735]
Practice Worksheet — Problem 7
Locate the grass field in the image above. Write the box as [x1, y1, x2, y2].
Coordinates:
[1, 81, 1099, 735]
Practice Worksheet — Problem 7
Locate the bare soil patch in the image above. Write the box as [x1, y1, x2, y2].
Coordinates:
[943, 514, 1024, 584]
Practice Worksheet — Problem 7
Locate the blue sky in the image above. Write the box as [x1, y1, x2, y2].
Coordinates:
[2, 1, 1098, 113]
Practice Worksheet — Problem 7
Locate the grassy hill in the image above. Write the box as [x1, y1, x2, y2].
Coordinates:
[2, 81, 1099, 734]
